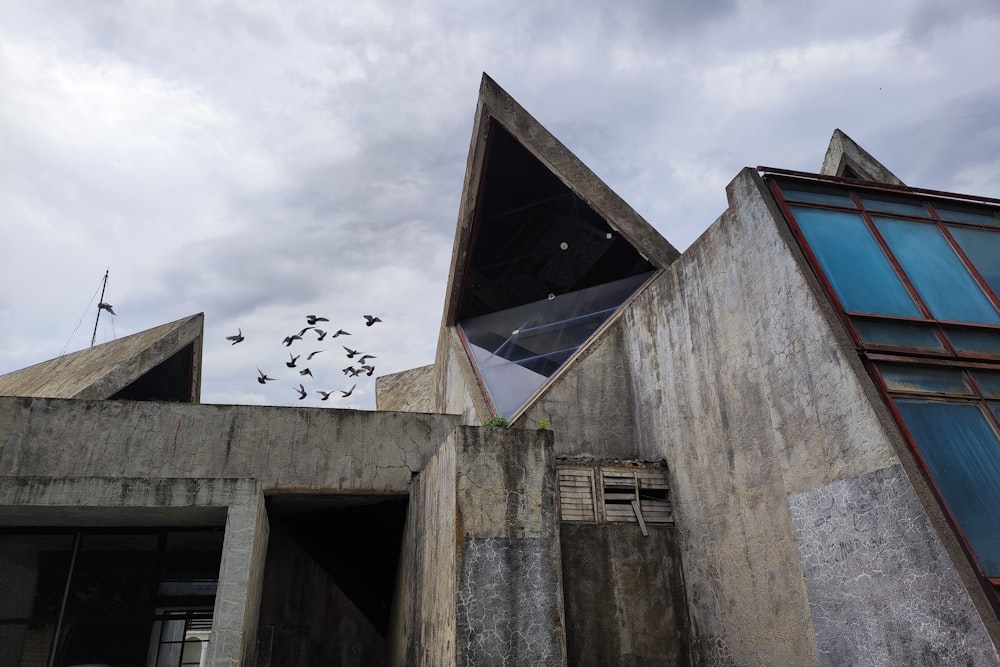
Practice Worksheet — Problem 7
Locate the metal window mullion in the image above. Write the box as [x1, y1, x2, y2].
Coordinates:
[937, 223, 1000, 313]
[850, 192, 936, 322]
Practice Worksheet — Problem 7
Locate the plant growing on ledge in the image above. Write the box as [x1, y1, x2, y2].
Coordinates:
[482, 416, 509, 428]
[537, 417, 549, 430]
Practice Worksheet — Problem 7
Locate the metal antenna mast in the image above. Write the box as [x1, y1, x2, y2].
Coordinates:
[91, 269, 109, 348]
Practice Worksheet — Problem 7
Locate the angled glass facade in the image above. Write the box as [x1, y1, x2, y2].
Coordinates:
[458, 121, 656, 419]
[771, 175, 1000, 602]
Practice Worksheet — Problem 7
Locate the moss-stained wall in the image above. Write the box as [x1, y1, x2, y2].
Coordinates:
[618, 168, 999, 664]
[391, 427, 567, 666]
[560, 523, 688, 666]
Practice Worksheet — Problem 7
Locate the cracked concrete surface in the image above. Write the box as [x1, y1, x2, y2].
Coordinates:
[790, 465, 999, 667]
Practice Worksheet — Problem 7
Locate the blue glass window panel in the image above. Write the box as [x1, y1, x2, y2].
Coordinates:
[945, 327, 1000, 357]
[894, 399, 1000, 576]
[462, 272, 653, 419]
[780, 187, 855, 208]
[852, 319, 945, 351]
[972, 372, 1000, 398]
[876, 363, 972, 395]
[948, 226, 1000, 299]
[791, 207, 921, 317]
[860, 196, 930, 218]
[875, 218, 1000, 325]
[935, 206, 1000, 227]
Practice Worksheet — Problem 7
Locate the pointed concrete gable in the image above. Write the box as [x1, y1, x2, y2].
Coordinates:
[820, 129, 905, 186]
[440, 74, 678, 419]
[0, 313, 203, 401]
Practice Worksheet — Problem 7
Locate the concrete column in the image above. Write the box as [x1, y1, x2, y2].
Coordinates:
[207, 491, 269, 667]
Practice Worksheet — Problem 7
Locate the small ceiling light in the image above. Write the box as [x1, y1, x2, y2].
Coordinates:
[548, 293, 555, 300]
[606, 232, 613, 239]
[512, 329, 520, 335]
[559, 241, 568, 250]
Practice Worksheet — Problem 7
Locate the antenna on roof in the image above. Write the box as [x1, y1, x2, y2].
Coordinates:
[91, 269, 113, 348]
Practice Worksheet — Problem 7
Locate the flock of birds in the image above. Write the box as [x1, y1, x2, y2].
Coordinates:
[226, 314, 383, 405]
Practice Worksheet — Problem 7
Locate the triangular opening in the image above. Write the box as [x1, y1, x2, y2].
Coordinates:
[110, 344, 197, 402]
[457, 121, 656, 418]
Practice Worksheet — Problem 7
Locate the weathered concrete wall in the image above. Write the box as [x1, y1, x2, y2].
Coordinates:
[790, 465, 997, 666]
[388, 423, 458, 666]
[0, 397, 462, 493]
[390, 427, 567, 666]
[619, 168, 999, 664]
[516, 324, 642, 458]
[430, 330, 488, 424]
[560, 523, 688, 666]
[376, 364, 435, 413]
[453, 427, 567, 666]
[257, 524, 385, 666]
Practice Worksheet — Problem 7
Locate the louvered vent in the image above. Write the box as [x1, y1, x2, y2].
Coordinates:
[557, 466, 597, 522]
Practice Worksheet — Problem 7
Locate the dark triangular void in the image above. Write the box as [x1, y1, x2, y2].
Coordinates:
[459, 121, 656, 418]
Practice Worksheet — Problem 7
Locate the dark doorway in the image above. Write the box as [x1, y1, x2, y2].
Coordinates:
[257, 495, 408, 667]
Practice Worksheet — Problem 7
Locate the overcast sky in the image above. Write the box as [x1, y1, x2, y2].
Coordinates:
[2, 0, 999, 410]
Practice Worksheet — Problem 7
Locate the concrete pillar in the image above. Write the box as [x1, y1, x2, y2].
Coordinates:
[207, 491, 269, 667]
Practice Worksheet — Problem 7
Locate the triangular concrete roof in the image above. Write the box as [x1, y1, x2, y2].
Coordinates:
[820, 129, 905, 186]
[0, 313, 203, 401]
[441, 73, 679, 326]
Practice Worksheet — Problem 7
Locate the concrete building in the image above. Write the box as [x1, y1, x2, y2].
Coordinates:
[2, 74, 999, 666]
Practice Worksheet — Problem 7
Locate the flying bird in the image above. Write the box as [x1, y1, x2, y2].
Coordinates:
[343, 366, 360, 377]
[226, 328, 244, 345]
[343, 347, 360, 358]
[257, 368, 276, 384]
[283, 334, 302, 347]
[295, 384, 307, 400]
[98, 302, 116, 315]
[363, 315, 382, 327]
[314, 329, 327, 341]
[299, 368, 313, 378]
[306, 315, 329, 325]
[307, 350, 325, 360]
[297, 326, 315, 337]
[316, 390, 334, 401]
[331, 329, 351, 338]
[286, 353, 299, 368]
[357, 354, 377, 365]
[360, 365, 375, 376]
[339, 384, 357, 397]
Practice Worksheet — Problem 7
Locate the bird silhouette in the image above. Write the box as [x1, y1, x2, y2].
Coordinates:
[343, 366, 360, 377]
[286, 353, 299, 368]
[357, 354, 377, 365]
[343, 347, 360, 358]
[283, 334, 302, 347]
[307, 350, 325, 360]
[360, 364, 375, 376]
[316, 390, 334, 400]
[363, 315, 382, 327]
[299, 368, 313, 378]
[226, 328, 245, 345]
[306, 315, 329, 325]
[339, 384, 357, 397]
[257, 368, 276, 384]
[297, 326, 315, 337]
[98, 302, 116, 315]
[295, 384, 307, 400]
[331, 329, 351, 338]
[314, 329, 327, 341]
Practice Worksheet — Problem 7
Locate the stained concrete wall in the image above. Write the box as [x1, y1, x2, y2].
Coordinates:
[560, 523, 688, 666]
[430, 331, 488, 424]
[0, 397, 462, 492]
[257, 524, 385, 666]
[617, 168, 999, 664]
[376, 364, 435, 413]
[390, 426, 567, 666]
[516, 324, 642, 458]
